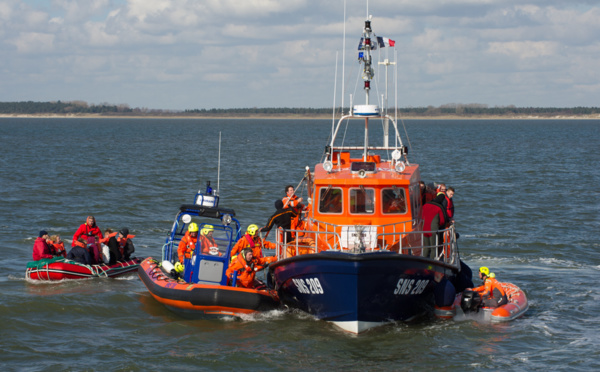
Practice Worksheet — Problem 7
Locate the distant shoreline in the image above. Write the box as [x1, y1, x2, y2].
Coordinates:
[1, 113, 600, 120]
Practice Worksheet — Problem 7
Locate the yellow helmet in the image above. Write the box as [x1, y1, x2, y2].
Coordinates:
[479, 266, 490, 276]
[247, 224, 259, 236]
[489, 273, 496, 279]
[188, 223, 199, 233]
[201, 224, 214, 235]
[174, 262, 184, 273]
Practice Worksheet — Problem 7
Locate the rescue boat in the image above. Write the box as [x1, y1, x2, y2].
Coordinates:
[138, 182, 280, 318]
[25, 257, 141, 281]
[435, 282, 529, 322]
[265, 15, 473, 334]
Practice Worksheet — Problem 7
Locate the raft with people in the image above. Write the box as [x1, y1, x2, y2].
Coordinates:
[26, 223, 141, 281]
[434, 267, 529, 322]
[138, 182, 280, 318]
[435, 282, 529, 322]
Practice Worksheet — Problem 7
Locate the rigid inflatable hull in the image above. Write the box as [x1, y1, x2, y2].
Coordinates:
[269, 251, 458, 333]
[138, 258, 280, 318]
[435, 282, 528, 322]
[25, 258, 141, 281]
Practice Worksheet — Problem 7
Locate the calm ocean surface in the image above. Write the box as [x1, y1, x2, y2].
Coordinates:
[1, 118, 599, 371]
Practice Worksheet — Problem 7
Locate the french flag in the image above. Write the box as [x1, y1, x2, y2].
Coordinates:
[377, 36, 396, 48]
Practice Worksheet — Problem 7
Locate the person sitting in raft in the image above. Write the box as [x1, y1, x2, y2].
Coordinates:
[32, 230, 55, 261]
[282, 184, 303, 209]
[468, 267, 508, 308]
[230, 224, 277, 264]
[72, 216, 103, 247]
[48, 235, 66, 258]
[66, 237, 93, 265]
[199, 225, 219, 256]
[260, 200, 302, 244]
[105, 228, 136, 264]
[226, 248, 272, 288]
[178, 223, 199, 263]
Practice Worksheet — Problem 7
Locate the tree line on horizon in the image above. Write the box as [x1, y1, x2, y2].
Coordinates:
[1, 101, 599, 117]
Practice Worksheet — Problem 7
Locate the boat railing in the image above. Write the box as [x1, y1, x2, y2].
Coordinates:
[273, 228, 342, 259]
[375, 225, 459, 266]
[273, 220, 458, 266]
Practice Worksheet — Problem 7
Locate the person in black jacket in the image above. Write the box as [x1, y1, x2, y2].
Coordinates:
[67, 237, 92, 265]
[260, 200, 301, 243]
[106, 228, 135, 265]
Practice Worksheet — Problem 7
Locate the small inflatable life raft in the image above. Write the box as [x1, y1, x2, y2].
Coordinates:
[138, 258, 280, 318]
[25, 256, 142, 281]
[435, 282, 529, 322]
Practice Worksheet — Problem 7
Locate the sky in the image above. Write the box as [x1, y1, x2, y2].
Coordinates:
[1, 0, 599, 110]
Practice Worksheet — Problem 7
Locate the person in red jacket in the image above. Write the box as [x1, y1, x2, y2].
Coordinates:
[72, 216, 103, 246]
[225, 248, 272, 288]
[32, 230, 54, 261]
[422, 194, 447, 259]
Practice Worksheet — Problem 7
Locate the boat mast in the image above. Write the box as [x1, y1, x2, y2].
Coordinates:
[378, 58, 396, 149]
[360, 17, 375, 160]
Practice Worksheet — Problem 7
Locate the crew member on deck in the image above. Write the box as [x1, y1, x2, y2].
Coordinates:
[200, 225, 219, 256]
[260, 200, 302, 243]
[422, 194, 447, 259]
[283, 185, 303, 209]
[469, 267, 508, 308]
[231, 224, 277, 264]
[178, 223, 199, 263]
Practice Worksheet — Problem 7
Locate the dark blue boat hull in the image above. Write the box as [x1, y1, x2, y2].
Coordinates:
[268, 251, 459, 333]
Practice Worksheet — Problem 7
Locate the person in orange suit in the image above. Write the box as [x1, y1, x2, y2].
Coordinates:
[230, 224, 276, 264]
[178, 223, 199, 263]
[282, 185, 303, 209]
[199, 225, 219, 256]
[225, 248, 272, 288]
[469, 267, 508, 307]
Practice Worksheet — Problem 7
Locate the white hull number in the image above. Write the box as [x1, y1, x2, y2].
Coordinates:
[394, 278, 429, 295]
[293, 278, 324, 294]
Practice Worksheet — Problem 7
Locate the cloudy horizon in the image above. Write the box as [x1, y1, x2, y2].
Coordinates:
[1, 0, 599, 110]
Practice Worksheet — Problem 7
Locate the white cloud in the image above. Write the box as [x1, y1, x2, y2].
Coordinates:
[1, 1, 600, 109]
[488, 41, 560, 59]
[10, 31, 54, 53]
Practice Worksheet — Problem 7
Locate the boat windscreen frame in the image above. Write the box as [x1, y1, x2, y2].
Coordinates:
[349, 186, 376, 215]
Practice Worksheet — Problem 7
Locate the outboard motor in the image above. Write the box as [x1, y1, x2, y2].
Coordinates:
[461, 290, 482, 312]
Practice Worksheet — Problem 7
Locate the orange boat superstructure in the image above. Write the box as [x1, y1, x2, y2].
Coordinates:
[283, 150, 441, 258]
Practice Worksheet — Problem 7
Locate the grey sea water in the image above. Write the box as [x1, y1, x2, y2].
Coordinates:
[0, 118, 599, 371]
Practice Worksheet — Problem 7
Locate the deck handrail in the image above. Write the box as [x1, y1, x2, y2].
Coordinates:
[272, 220, 459, 267]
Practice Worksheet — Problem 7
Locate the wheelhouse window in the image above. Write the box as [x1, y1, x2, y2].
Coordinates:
[350, 187, 375, 214]
[382, 187, 407, 214]
[319, 187, 343, 214]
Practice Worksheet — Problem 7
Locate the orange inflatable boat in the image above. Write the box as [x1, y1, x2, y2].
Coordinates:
[435, 282, 529, 322]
